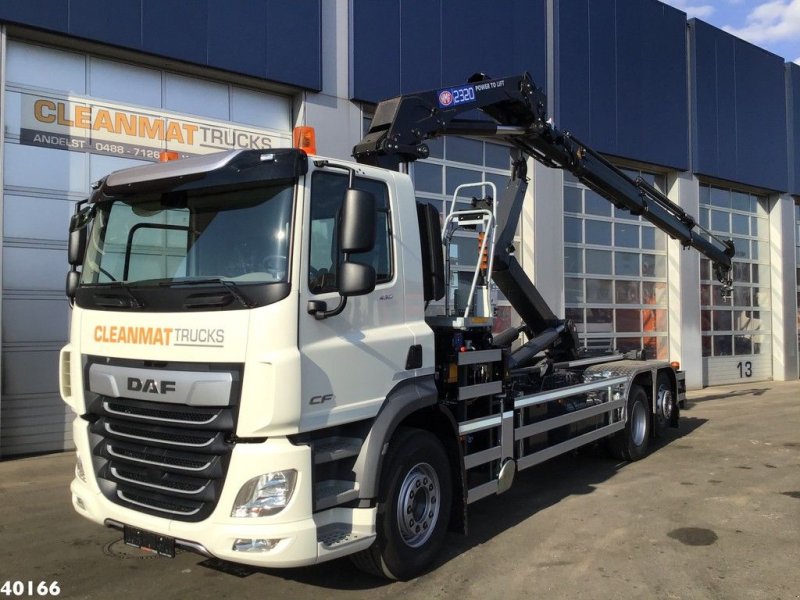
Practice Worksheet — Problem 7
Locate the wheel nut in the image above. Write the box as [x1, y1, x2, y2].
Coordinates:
[415, 480, 421, 488]
[423, 522, 428, 529]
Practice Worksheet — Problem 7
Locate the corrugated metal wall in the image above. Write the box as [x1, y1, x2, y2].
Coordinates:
[690, 18, 788, 193]
[556, 0, 689, 170]
[349, 0, 547, 103]
[0, 0, 323, 90]
[787, 64, 800, 194]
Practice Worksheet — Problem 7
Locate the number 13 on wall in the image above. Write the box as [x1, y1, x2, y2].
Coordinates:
[737, 361, 752, 378]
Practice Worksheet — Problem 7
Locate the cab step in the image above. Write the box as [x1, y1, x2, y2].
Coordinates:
[313, 436, 362, 465]
[314, 479, 359, 511]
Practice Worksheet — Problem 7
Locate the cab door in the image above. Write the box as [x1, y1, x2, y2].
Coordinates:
[297, 167, 411, 430]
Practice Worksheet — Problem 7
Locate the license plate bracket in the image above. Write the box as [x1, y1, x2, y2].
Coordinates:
[123, 525, 176, 558]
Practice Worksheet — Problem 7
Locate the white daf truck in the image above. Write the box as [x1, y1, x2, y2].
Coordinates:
[60, 73, 735, 580]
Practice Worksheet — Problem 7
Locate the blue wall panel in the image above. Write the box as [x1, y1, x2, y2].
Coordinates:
[558, 0, 689, 170]
[207, 0, 267, 79]
[586, 1, 617, 152]
[0, 0, 68, 33]
[787, 64, 800, 195]
[351, 0, 546, 103]
[351, 0, 401, 102]
[0, 0, 322, 91]
[557, 0, 590, 145]
[691, 19, 788, 192]
[691, 19, 718, 177]
[511, 0, 545, 83]
[69, 0, 142, 50]
[265, 0, 321, 91]
[400, 0, 442, 94]
[141, 0, 207, 66]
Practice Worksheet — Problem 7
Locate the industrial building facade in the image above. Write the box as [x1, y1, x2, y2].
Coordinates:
[0, 0, 797, 457]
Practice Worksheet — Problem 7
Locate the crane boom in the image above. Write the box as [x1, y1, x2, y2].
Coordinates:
[353, 73, 735, 286]
[353, 73, 735, 362]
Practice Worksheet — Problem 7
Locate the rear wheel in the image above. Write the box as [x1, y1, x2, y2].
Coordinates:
[653, 372, 677, 438]
[350, 427, 452, 580]
[609, 384, 650, 461]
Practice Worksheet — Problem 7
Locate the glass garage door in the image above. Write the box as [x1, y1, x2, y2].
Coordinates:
[563, 169, 669, 359]
[699, 184, 771, 385]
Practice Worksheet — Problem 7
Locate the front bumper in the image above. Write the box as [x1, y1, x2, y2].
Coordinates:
[70, 419, 375, 568]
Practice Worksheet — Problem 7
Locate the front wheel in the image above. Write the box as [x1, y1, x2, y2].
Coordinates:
[350, 427, 452, 580]
[609, 384, 650, 461]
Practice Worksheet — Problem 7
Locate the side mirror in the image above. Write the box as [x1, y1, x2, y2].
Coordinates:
[339, 262, 376, 297]
[305, 184, 379, 320]
[68, 227, 87, 266]
[66, 269, 80, 300]
[68, 203, 93, 266]
[339, 189, 376, 253]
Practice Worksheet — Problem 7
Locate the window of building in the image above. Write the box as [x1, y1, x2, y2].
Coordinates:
[308, 171, 392, 294]
[563, 169, 669, 358]
[698, 185, 770, 359]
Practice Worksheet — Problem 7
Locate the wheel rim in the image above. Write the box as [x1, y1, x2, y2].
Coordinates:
[657, 385, 673, 423]
[396, 462, 441, 548]
[631, 400, 648, 446]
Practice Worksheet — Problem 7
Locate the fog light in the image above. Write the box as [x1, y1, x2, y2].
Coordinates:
[231, 470, 297, 518]
[75, 455, 87, 482]
[232, 538, 281, 553]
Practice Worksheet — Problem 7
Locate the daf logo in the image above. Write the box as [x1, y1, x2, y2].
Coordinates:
[127, 377, 177, 395]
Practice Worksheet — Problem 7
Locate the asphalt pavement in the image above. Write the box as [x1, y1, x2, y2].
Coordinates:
[1, 380, 798, 599]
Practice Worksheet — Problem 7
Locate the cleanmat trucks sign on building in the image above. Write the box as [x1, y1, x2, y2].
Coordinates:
[18, 92, 289, 161]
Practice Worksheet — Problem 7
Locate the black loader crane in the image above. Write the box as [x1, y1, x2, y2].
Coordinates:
[353, 72, 735, 365]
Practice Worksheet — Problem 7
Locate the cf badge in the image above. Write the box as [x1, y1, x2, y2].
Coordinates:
[309, 393, 334, 405]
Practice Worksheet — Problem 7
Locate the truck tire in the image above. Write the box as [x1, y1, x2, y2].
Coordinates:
[609, 384, 650, 461]
[350, 427, 452, 580]
[653, 372, 675, 438]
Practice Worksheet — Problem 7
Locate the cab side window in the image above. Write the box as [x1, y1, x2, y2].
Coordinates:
[309, 171, 392, 294]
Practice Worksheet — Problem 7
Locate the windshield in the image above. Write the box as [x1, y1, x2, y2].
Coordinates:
[81, 183, 294, 286]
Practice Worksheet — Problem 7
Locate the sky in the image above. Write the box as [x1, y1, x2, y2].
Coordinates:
[659, 0, 800, 64]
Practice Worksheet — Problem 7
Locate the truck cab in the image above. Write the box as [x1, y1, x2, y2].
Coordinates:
[62, 147, 430, 568]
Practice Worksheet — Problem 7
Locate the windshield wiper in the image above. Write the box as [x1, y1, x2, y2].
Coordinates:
[160, 278, 255, 308]
[93, 282, 145, 309]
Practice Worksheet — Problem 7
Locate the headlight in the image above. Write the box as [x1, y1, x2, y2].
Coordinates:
[231, 470, 297, 518]
[75, 455, 87, 482]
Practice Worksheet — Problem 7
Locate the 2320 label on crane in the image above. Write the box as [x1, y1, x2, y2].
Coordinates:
[438, 85, 476, 108]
